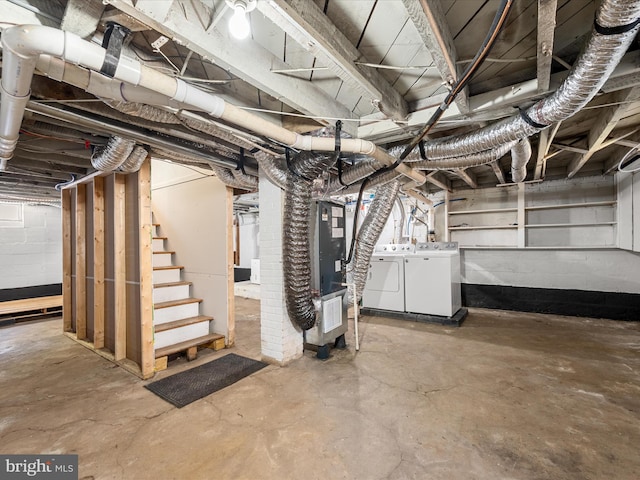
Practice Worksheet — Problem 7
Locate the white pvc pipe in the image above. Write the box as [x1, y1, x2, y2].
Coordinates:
[0, 24, 426, 186]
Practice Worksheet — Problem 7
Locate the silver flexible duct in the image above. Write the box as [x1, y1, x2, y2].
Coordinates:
[210, 164, 257, 190]
[340, 169, 403, 195]
[91, 136, 135, 172]
[411, 142, 516, 170]
[104, 101, 181, 124]
[283, 151, 337, 330]
[348, 179, 401, 303]
[118, 145, 148, 173]
[255, 151, 288, 190]
[422, 0, 640, 159]
[326, 157, 385, 193]
[510, 138, 532, 183]
[150, 147, 210, 165]
[231, 168, 259, 190]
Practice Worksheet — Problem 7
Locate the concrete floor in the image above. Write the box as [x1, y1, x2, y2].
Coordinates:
[1, 299, 639, 480]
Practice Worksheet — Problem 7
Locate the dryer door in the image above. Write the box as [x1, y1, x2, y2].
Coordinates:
[362, 257, 405, 311]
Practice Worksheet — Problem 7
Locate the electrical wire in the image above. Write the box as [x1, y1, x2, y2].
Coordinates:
[398, 0, 514, 162]
[345, 177, 370, 265]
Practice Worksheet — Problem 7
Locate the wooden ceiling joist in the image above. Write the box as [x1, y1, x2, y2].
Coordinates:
[567, 86, 640, 178]
[402, 0, 469, 114]
[454, 168, 478, 189]
[536, 0, 558, 93]
[257, 0, 409, 122]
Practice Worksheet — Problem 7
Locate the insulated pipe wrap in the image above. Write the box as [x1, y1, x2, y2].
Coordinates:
[282, 151, 337, 330]
[348, 180, 401, 303]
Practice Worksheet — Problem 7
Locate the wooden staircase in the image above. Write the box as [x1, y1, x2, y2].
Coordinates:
[152, 223, 225, 371]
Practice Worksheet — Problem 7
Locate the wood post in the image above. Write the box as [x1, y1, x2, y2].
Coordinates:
[138, 159, 155, 378]
[113, 174, 127, 361]
[62, 189, 72, 332]
[75, 183, 87, 340]
[93, 176, 105, 349]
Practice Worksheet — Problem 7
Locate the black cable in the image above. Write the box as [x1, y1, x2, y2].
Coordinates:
[345, 177, 370, 265]
[398, 0, 514, 162]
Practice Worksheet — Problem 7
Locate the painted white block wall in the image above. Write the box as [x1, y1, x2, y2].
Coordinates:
[238, 213, 259, 269]
[0, 203, 62, 289]
[259, 171, 303, 365]
[151, 160, 230, 338]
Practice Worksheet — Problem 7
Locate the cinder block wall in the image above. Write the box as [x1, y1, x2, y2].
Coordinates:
[0, 203, 62, 290]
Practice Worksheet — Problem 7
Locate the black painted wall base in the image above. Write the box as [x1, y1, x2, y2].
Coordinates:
[0, 284, 62, 302]
[462, 284, 640, 321]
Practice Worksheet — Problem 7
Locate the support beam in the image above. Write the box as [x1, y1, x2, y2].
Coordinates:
[537, 0, 558, 93]
[93, 176, 105, 349]
[258, 0, 408, 121]
[138, 159, 154, 378]
[425, 171, 451, 192]
[104, 0, 359, 135]
[75, 184, 87, 340]
[603, 130, 640, 174]
[490, 161, 506, 184]
[113, 174, 127, 361]
[62, 189, 72, 332]
[402, 0, 469, 113]
[534, 121, 561, 180]
[454, 169, 477, 189]
[568, 86, 640, 178]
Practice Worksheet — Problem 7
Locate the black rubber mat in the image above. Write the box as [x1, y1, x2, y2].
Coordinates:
[145, 353, 268, 408]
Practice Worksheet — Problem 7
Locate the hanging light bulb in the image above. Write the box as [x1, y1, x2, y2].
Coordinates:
[226, 0, 256, 40]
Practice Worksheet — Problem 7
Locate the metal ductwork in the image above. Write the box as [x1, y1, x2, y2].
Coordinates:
[348, 180, 402, 303]
[91, 136, 135, 172]
[420, 0, 640, 160]
[406, 142, 517, 170]
[282, 151, 337, 330]
[510, 138, 532, 183]
[255, 152, 288, 190]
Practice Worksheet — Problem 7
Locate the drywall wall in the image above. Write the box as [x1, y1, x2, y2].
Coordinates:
[151, 161, 230, 338]
[0, 202, 62, 290]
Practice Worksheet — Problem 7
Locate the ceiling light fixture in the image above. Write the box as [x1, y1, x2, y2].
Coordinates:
[225, 0, 257, 40]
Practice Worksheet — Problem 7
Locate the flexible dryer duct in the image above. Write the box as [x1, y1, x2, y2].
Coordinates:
[283, 151, 338, 330]
[91, 136, 135, 171]
[348, 180, 402, 303]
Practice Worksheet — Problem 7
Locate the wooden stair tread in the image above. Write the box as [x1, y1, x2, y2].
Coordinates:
[153, 265, 184, 271]
[153, 250, 175, 254]
[153, 236, 167, 239]
[154, 315, 213, 333]
[155, 333, 225, 358]
[152, 223, 160, 226]
[154, 297, 202, 309]
[153, 281, 192, 289]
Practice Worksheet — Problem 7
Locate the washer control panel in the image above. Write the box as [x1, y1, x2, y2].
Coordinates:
[374, 243, 415, 254]
[415, 242, 458, 251]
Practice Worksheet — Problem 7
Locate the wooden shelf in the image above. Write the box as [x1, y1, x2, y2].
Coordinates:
[525, 222, 616, 228]
[525, 201, 616, 211]
[449, 225, 518, 231]
[449, 207, 518, 215]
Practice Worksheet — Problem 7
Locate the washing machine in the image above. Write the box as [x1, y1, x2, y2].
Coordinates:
[404, 242, 461, 317]
[362, 243, 414, 312]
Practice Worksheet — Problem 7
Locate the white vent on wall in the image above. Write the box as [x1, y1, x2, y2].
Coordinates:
[322, 296, 342, 333]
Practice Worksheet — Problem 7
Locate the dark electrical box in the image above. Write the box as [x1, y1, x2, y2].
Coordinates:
[312, 201, 346, 295]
